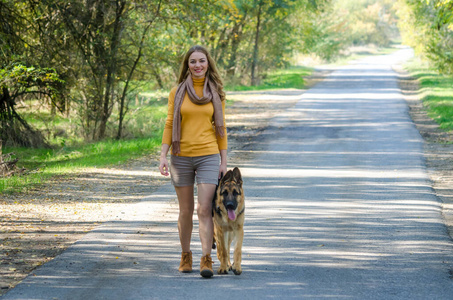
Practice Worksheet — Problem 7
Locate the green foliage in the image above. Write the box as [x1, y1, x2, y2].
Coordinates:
[396, 0, 453, 75]
[146, 0, 319, 86]
[301, 11, 348, 61]
[1, 0, 330, 147]
[302, 0, 399, 61]
[0, 63, 64, 93]
[0, 61, 65, 147]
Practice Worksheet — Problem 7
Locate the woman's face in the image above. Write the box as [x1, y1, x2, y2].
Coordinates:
[188, 51, 208, 79]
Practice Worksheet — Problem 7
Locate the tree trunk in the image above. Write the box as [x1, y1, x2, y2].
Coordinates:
[99, 0, 126, 139]
[117, 1, 161, 140]
[0, 87, 48, 148]
[251, 2, 262, 86]
[117, 23, 150, 140]
[152, 68, 164, 90]
[227, 22, 243, 78]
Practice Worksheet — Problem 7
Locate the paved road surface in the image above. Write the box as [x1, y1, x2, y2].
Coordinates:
[4, 48, 453, 299]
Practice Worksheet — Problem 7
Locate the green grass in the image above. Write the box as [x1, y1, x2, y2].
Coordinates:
[225, 66, 313, 91]
[404, 57, 453, 131]
[1, 136, 163, 193]
[1, 92, 168, 194]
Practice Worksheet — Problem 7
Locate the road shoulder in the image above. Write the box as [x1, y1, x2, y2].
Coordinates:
[395, 65, 453, 239]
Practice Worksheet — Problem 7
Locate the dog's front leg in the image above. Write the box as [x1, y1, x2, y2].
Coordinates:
[227, 231, 234, 270]
[232, 226, 244, 275]
[215, 229, 230, 274]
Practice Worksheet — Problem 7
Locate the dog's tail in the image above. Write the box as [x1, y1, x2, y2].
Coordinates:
[212, 235, 216, 250]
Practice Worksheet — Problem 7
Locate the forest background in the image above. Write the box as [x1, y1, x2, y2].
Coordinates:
[0, 0, 452, 192]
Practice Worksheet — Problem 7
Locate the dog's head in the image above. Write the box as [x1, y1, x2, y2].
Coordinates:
[218, 167, 243, 221]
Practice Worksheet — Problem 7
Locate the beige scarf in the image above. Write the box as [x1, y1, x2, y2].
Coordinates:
[172, 74, 225, 155]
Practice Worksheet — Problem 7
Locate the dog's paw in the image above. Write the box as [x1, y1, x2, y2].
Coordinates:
[232, 264, 242, 275]
[217, 267, 229, 275]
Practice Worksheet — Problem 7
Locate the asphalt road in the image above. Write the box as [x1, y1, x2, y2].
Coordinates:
[4, 48, 453, 299]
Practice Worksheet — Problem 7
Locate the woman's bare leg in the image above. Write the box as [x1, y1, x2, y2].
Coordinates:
[197, 183, 216, 256]
[175, 185, 194, 252]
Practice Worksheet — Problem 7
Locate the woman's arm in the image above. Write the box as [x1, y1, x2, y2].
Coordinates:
[159, 143, 170, 176]
[219, 149, 227, 179]
[160, 87, 178, 176]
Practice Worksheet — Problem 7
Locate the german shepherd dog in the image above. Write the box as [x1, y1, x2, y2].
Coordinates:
[212, 167, 245, 275]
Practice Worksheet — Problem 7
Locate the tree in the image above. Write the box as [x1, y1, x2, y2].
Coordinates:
[251, 1, 263, 86]
[1, 0, 333, 148]
[0, 64, 64, 147]
[0, 0, 65, 147]
[396, 0, 453, 75]
[301, 0, 399, 61]
[53, 0, 128, 140]
[116, 0, 162, 140]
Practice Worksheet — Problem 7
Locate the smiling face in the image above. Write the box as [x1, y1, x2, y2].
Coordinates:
[188, 51, 209, 79]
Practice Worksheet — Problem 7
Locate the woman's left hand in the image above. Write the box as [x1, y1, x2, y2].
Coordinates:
[219, 162, 227, 179]
[219, 149, 227, 179]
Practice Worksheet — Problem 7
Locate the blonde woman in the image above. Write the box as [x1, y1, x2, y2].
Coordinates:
[159, 45, 227, 278]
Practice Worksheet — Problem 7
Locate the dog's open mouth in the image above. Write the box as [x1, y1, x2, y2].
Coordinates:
[225, 203, 237, 221]
[227, 209, 236, 221]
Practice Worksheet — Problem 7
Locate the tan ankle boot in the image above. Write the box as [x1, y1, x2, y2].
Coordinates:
[200, 254, 214, 278]
[179, 251, 192, 273]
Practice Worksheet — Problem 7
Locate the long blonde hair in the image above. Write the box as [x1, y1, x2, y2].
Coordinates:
[177, 45, 226, 101]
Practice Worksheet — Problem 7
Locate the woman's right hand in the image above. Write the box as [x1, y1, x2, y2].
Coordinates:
[159, 144, 170, 176]
[159, 157, 169, 176]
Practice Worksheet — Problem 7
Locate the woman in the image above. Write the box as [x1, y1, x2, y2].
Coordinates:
[159, 45, 227, 278]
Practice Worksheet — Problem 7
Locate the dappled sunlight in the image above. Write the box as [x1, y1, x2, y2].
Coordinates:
[227, 91, 305, 102]
[241, 167, 426, 179]
[83, 167, 163, 177]
[5, 48, 453, 299]
[305, 88, 403, 99]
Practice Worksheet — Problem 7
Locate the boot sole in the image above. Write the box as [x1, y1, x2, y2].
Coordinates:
[200, 269, 214, 278]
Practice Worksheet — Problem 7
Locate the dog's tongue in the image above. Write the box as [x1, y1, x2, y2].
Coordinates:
[227, 209, 236, 221]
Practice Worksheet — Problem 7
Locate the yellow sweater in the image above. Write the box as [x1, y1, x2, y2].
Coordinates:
[162, 77, 227, 157]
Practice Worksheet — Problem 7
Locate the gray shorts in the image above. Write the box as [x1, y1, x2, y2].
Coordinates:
[170, 154, 220, 187]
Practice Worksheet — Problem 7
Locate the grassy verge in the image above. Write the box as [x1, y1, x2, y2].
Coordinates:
[404, 57, 453, 131]
[1, 94, 168, 194]
[1, 65, 314, 194]
[1, 136, 163, 193]
[225, 66, 312, 91]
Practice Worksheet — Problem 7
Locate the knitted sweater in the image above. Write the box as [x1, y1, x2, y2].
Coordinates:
[162, 77, 227, 157]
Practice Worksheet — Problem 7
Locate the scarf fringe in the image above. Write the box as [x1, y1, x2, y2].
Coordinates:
[216, 125, 225, 139]
[172, 141, 181, 155]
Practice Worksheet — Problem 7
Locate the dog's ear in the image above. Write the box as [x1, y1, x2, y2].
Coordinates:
[221, 170, 233, 184]
[232, 167, 242, 185]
